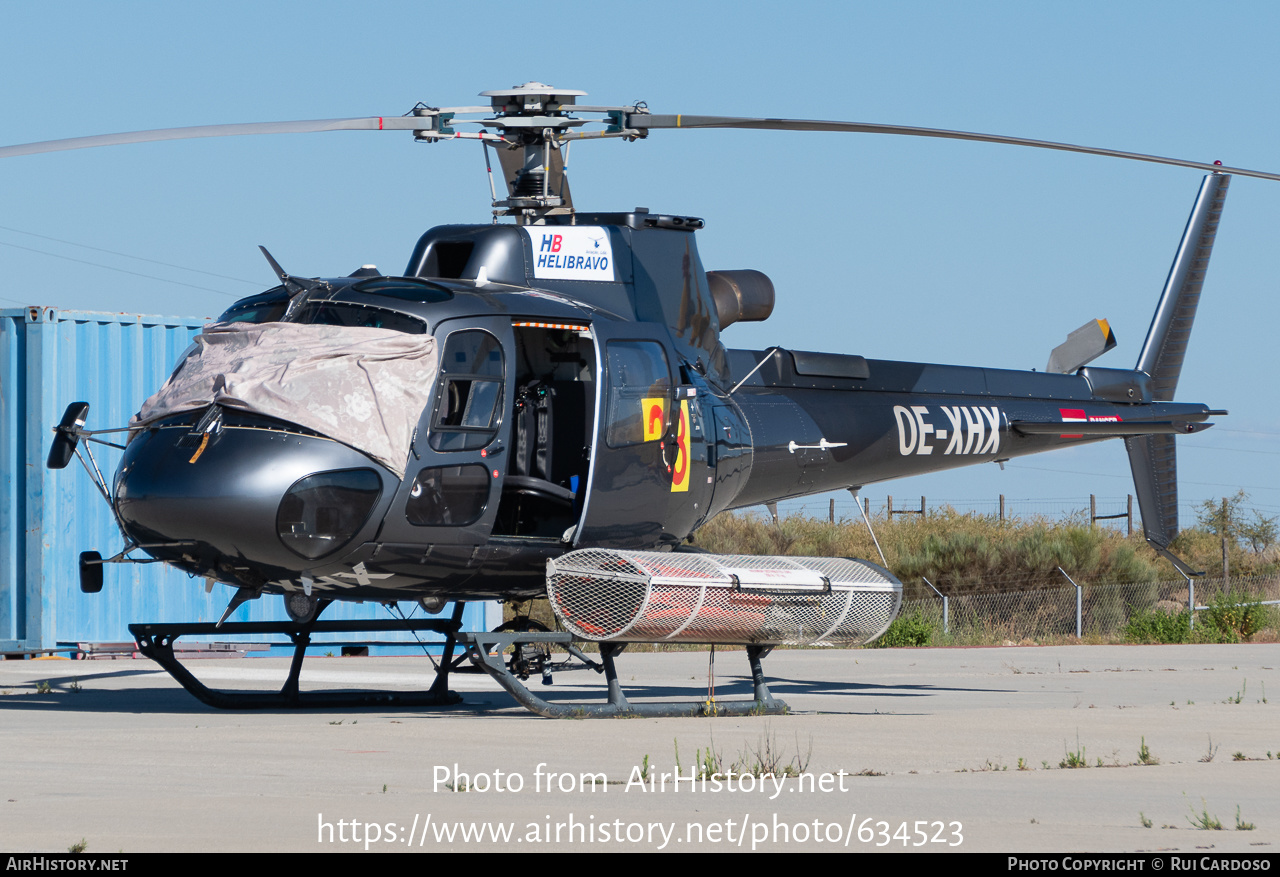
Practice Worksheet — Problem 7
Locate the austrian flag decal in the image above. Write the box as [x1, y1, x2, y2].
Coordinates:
[1059, 408, 1086, 438]
[1058, 408, 1121, 438]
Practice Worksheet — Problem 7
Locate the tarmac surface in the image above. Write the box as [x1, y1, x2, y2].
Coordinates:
[1, 642, 1277, 853]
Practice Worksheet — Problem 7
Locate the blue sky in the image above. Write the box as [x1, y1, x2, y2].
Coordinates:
[4, 1, 1279, 525]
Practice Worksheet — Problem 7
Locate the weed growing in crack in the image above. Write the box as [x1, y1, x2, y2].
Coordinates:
[1060, 734, 1088, 769]
[1186, 795, 1223, 831]
[1227, 680, 1247, 704]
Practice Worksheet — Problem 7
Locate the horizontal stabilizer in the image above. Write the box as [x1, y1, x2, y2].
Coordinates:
[1047, 319, 1116, 374]
[1011, 420, 1214, 437]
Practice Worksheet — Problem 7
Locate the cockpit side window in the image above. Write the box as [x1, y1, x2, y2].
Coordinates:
[429, 329, 505, 451]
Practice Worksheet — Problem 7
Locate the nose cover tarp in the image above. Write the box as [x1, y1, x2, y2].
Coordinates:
[132, 322, 437, 478]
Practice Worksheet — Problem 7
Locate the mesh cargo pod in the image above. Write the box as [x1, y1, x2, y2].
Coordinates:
[547, 550, 902, 646]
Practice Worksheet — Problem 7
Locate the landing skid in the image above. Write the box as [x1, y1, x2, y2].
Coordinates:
[460, 632, 789, 718]
[129, 606, 789, 717]
[129, 604, 468, 710]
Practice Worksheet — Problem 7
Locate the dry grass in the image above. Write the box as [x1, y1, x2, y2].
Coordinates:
[694, 510, 1280, 597]
[500, 511, 1280, 649]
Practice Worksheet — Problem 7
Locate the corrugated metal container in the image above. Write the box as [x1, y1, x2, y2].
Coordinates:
[1, 306, 493, 653]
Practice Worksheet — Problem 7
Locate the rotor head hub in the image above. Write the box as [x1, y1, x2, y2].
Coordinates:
[481, 82, 586, 116]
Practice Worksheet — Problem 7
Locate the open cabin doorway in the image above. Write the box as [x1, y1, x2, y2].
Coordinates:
[492, 322, 597, 542]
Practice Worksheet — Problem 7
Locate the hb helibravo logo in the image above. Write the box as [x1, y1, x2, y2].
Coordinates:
[525, 226, 614, 281]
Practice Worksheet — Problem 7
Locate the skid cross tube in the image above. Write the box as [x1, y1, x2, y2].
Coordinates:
[460, 631, 788, 718]
[130, 603, 467, 710]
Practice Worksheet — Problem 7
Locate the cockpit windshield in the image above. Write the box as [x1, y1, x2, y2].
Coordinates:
[292, 301, 426, 334]
[216, 286, 427, 334]
[219, 286, 288, 324]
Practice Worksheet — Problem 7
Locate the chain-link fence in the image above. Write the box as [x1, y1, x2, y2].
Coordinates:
[766, 494, 1280, 539]
[898, 574, 1280, 641]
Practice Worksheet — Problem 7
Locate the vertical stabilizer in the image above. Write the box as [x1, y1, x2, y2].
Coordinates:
[1136, 173, 1229, 399]
[1127, 173, 1228, 575]
[1128, 429, 1203, 576]
[1126, 433, 1178, 546]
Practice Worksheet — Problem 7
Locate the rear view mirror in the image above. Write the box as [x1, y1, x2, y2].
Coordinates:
[47, 402, 90, 470]
[79, 551, 104, 593]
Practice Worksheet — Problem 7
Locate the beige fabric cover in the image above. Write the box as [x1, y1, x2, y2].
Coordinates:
[134, 322, 437, 477]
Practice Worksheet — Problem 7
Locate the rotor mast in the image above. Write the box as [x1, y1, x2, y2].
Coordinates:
[476, 84, 586, 225]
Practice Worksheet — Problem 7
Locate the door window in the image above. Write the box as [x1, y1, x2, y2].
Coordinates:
[605, 340, 672, 448]
[430, 329, 505, 451]
[406, 464, 492, 526]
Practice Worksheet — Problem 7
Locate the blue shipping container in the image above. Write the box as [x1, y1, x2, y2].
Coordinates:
[1, 306, 494, 652]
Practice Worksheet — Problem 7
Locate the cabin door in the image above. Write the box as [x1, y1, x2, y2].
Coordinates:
[378, 317, 514, 546]
[574, 334, 682, 548]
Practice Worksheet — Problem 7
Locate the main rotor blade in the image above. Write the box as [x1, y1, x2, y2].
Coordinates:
[631, 114, 1280, 182]
[0, 116, 433, 159]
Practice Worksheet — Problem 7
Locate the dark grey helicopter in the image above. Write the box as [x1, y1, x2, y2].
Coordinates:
[16, 83, 1275, 716]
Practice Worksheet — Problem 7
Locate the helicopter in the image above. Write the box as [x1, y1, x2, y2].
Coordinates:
[14, 82, 1279, 717]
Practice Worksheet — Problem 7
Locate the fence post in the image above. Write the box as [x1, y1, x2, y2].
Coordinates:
[1222, 497, 1230, 587]
[829, 498, 835, 523]
[922, 577, 948, 635]
[1127, 494, 1133, 537]
[999, 494, 1005, 522]
[1058, 567, 1082, 639]
[1188, 576, 1196, 630]
[888, 495, 928, 520]
[1090, 495, 1097, 529]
